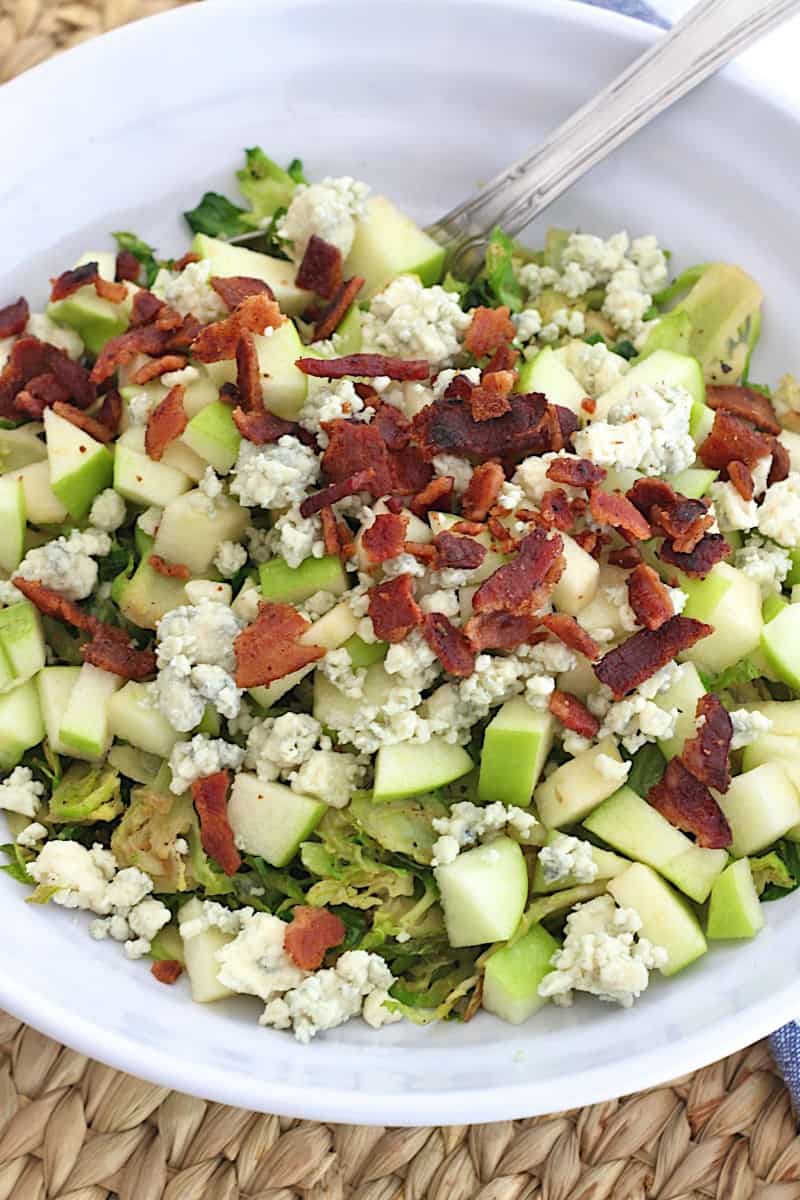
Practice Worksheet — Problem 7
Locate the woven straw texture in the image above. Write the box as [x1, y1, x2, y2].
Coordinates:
[2, 2, 800, 1197]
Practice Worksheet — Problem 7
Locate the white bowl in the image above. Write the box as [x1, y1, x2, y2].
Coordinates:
[2, 0, 800, 1126]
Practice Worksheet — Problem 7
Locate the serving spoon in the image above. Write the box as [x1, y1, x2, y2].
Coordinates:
[426, 0, 800, 278]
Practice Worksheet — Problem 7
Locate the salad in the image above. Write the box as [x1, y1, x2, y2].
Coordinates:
[1, 148, 799, 1044]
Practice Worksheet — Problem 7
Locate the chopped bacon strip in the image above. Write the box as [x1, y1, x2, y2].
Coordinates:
[727, 459, 754, 501]
[706, 384, 781, 436]
[14, 372, 70, 419]
[235, 602, 324, 687]
[464, 611, 542, 652]
[0, 297, 29, 339]
[626, 564, 674, 632]
[647, 758, 732, 849]
[373, 403, 411, 450]
[769, 438, 790, 485]
[589, 488, 651, 541]
[464, 306, 516, 357]
[443, 373, 475, 403]
[320, 506, 353, 559]
[462, 461, 505, 522]
[192, 294, 283, 362]
[235, 331, 262, 412]
[546, 456, 607, 490]
[130, 355, 187, 386]
[284, 905, 346, 970]
[574, 529, 598, 556]
[314, 276, 365, 341]
[540, 488, 573, 532]
[50, 261, 100, 302]
[410, 475, 453, 518]
[130, 290, 165, 327]
[361, 513, 409, 565]
[423, 612, 476, 677]
[13, 576, 100, 635]
[650, 497, 713, 554]
[540, 613, 601, 661]
[368, 574, 422, 643]
[549, 690, 600, 738]
[151, 960, 183, 985]
[115, 251, 141, 284]
[232, 406, 296, 445]
[300, 468, 377, 518]
[94, 277, 128, 304]
[412, 394, 577, 467]
[544, 405, 568, 453]
[210, 275, 274, 310]
[296, 354, 429, 381]
[0, 337, 96, 418]
[403, 540, 438, 564]
[582, 397, 597, 415]
[172, 251, 201, 271]
[469, 370, 515, 422]
[473, 529, 564, 617]
[658, 533, 730, 578]
[95, 388, 123, 437]
[296, 235, 343, 300]
[451, 520, 485, 536]
[388, 444, 433, 494]
[698, 410, 772, 470]
[488, 513, 521, 555]
[321, 420, 391, 494]
[81, 629, 158, 681]
[91, 324, 175, 384]
[595, 616, 712, 699]
[51, 400, 115, 444]
[680, 694, 733, 793]
[434, 530, 486, 570]
[192, 771, 241, 876]
[627, 477, 678, 519]
[484, 342, 519, 375]
[608, 545, 643, 569]
[149, 555, 190, 580]
[145, 384, 187, 461]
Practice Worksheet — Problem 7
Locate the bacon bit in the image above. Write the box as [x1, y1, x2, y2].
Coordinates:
[232, 406, 295, 445]
[469, 370, 515, 422]
[413, 393, 576, 468]
[608, 545, 642, 569]
[651, 497, 713, 554]
[219, 382, 240, 407]
[627, 477, 677, 519]
[546, 456, 607, 490]
[487, 513, 520, 555]
[769, 438, 790, 485]
[626, 563, 673, 632]
[540, 488, 573, 532]
[423, 612, 476, 677]
[373, 403, 411, 450]
[210, 275, 274, 310]
[680, 694, 733, 793]
[464, 306, 516, 357]
[581, 396, 597, 415]
[403, 541, 438, 564]
[544, 405, 568, 453]
[444, 373, 475, 402]
[145, 384, 187, 461]
[658, 533, 730, 578]
[589, 488, 651, 541]
[0, 297, 29, 339]
[595, 615, 712, 699]
[385, 495, 404, 514]
[410, 475, 453, 518]
[131, 355, 187, 386]
[50, 262, 100, 302]
[368, 574, 423, 643]
[549, 690, 601, 738]
[151, 960, 183, 985]
[464, 611, 542, 652]
[320, 506, 346, 558]
[14, 372, 70, 419]
[698, 410, 772, 470]
[727, 459, 754, 501]
[434, 530, 486, 570]
[149, 554, 190, 580]
[321, 421, 391, 493]
[361, 513, 408, 565]
[130, 290, 164, 327]
[13, 576, 99, 634]
[647, 758, 732, 850]
[296, 235, 343, 300]
[706, 384, 781, 436]
[284, 906, 346, 970]
[314, 276, 365, 341]
[296, 354, 429, 381]
[192, 294, 283, 363]
[474, 529, 564, 617]
[91, 324, 174, 384]
[94, 277, 128, 304]
[81, 629, 158, 681]
[95, 388, 122, 437]
[115, 251, 141, 284]
[451, 520, 485, 535]
[172, 251, 201, 271]
[235, 331, 262, 412]
[388, 444, 433, 494]
[51, 400, 114, 444]
[300, 468, 377, 518]
[355, 382, 379, 405]
[462, 461, 505, 522]
[484, 343, 519, 375]
[540, 613, 601, 660]
[574, 529, 599, 556]
[192, 771, 241, 875]
[234, 602, 325, 688]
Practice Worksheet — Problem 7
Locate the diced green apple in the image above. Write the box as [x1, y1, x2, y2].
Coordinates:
[207, 320, 308, 420]
[0, 678, 44, 770]
[741, 733, 800, 774]
[0, 476, 25, 574]
[59, 663, 123, 759]
[181, 400, 242, 474]
[36, 666, 82, 756]
[179, 897, 235, 1003]
[608, 863, 707, 975]
[550, 533, 600, 615]
[117, 554, 188, 630]
[681, 562, 762, 673]
[108, 683, 180, 759]
[0, 426, 48, 473]
[47, 256, 132, 355]
[259, 554, 348, 605]
[153, 489, 249, 576]
[2, 460, 67, 525]
[760, 604, 800, 690]
[374, 737, 473, 802]
[344, 633, 387, 668]
[478, 699, 554, 807]
[44, 406, 113, 520]
[191, 233, 314, 316]
[435, 836, 528, 948]
[482, 923, 560, 1023]
[344, 195, 446, 298]
[534, 736, 626, 828]
[227, 772, 326, 867]
[667, 467, 718, 498]
[249, 599, 360, 708]
[517, 347, 586, 415]
[313, 661, 395, 730]
[0, 600, 46, 688]
[706, 858, 764, 940]
[716, 762, 800, 856]
[653, 662, 706, 760]
[114, 427, 192, 508]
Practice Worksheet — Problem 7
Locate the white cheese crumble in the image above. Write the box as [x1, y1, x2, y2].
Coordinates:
[137, 506, 162, 537]
[774, 374, 800, 422]
[17, 528, 112, 601]
[319, 647, 366, 699]
[265, 506, 325, 569]
[245, 712, 323, 782]
[289, 748, 366, 809]
[758, 472, 800, 548]
[0, 766, 45, 818]
[561, 339, 630, 397]
[154, 599, 244, 731]
[277, 176, 370, 261]
[735, 535, 791, 597]
[729, 709, 772, 751]
[151, 259, 227, 324]
[213, 540, 247, 578]
[0, 580, 23, 607]
[299, 378, 373, 447]
[431, 800, 540, 866]
[168, 734, 246, 794]
[538, 834, 599, 885]
[230, 436, 320, 510]
[260, 949, 399, 1042]
[184, 579, 233, 607]
[587, 663, 679, 753]
[88, 488, 126, 533]
[574, 382, 695, 477]
[361, 275, 471, 369]
[216, 912, 307, 1000]
[16, 821, 47, 849]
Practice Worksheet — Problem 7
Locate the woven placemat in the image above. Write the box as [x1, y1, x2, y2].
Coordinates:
[3, 2, 800, 1197]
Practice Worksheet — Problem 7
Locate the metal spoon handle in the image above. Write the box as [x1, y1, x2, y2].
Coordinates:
[427, 0, 800, 276]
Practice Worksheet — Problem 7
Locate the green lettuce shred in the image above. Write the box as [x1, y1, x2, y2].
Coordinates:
[50, 763, 122, 824]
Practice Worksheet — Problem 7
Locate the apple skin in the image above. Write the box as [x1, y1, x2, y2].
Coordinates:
[182, 400, 242, 474]
[435, 837, 528, 948]
[478, 699, 554, 808]
[761, 605, 800, 689]
[706, 858, 764, 940]
[0, 476, 25, 574]
[483, 923, 560, 1024]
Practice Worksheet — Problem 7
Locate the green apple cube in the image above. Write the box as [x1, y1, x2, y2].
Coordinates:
[344, 633, 387, 668]
[0, 426, 48, 473]
[191, 233, 314, 316]
[46, 254, 130, 355]
[740, 701, 800, 737]
[205, 321, 308, 419]
[653, 662, 706, 760]
[717, 762, 800, 856]
[482, 923, 560, 1024]
[44, 406, 113, 520]
[179, 897, 236, 1003]
[0, 678, 44, 770]
[182, 401, 242, 474]
[0, 476, 25, 574]
[593, 349, 705, 422]
[3, 460, 67, 525]
[227, 772, 326, 867]
[550, 533, 600, 615]
[478, 699, 554, 807]
[373, 736, 473, 802]
[59, 663, 124, 760]
[535, 736, 626, 828]
[153, 489, 249, 576]
[36, 666, 81, 756]
[760, 604, 800, 689]
[435, 836, 528, 948]
[259, 554, 348, 605]
[117, 555, 188, 631]
[741, 733, 800, 773]
[681, 562, 762, 673]
[608, 863, 707, 975]
[159, 438, 207, 484]
[762, 594, 788, 625]
[706, 858, 764, 940]
[313, 662, 395, 730]
[667, 467, 719, 498]
[532, 830, 628, 894]
[344, 195, 446, 298]
[0, 640, 16, 695]
[114, 428, 192, 508]
[517, 347, 586, 414]
[0, 600, 45, 687]
[333, 303, 362, 353]
[249, 599, 361, 709]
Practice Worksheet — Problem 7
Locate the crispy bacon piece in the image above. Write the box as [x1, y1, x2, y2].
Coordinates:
[627, 564, 674, 632]
[115, 251, 141, 283]
[540, 613, 601, 661]
[627, 477, 678, 519]
[647, 758, 732, 849]
[595, 616, 712, 699]
[314, 276, 365, 341]
[149, 555, 190, 580]
[464, 611, 542, 652]
[549, 690, 600, 738]
[651, 497, 713, 554]
[368, 574, 422, 643]
[172, 251, 201, 271]
[145, 384, 187, 461]
[452, 520, 485, 536]
[296, 235, 343, 300]
[433, 530, 486, 570]
[210, 275, 274, 310]
[232, 406, 296, 445]
[192, 772, 241, 875]
[706, 384, 781, 436]
[50, 400, 114, 444]
[94, 277, 128, 304]
[423, 612, 476, 677]
[680, 694, 733, 793]
[540, 488, 573, 532]
[91, 324, 175, 384]
[582, 397, 597, 415]
[469, 370, 515, 422]
[0, 297, 29, 339]
[321, 420, 391, 494]
[608, 545, 643, 569]
[473, 529, 564, 617]
[320, 506, 354, 560]
[388, 444, 433, 494]
[296, 354, 429, 381]
[589, 488, 651, 541]
[50, 261, 100, 302]
[574, 529, 598, 556]
[14, 372, 70, 419]
[464, 306, 516, 357]
[769, 438, 790, 485]
[95, 388, 123, 437]
[81, 629, 158, 681]
[410, 475, 453, 518]
[13, 576, 99, 635]
[130, 355, 187, 386]
[546, 456, 607, 490]
[462, 461, 505, 522]
[130, 290, 165, 327]
[403, 540, 438, 564]
[488, 512, 521, 555]
[235, 331, 262, 411]
[0, 336, 96, 417]
[698, 410, 772, 470]
[361, 513, 409, 565]
[300, 468, 377, 518]
[412, 393, 577, 467]
[284, 905, 346, 970]
[235, 602, 324, 687]
[373, 403, 411, 450]
[727, 459, 754, 501]
[484, 342, 519, 375]
[192, 294, 283, 362]
[658, 533, 730, 578]
[151, 960, 183, 985]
